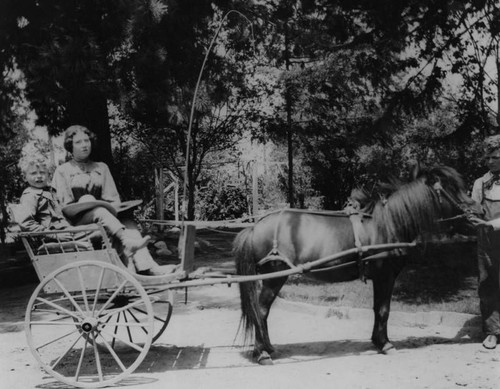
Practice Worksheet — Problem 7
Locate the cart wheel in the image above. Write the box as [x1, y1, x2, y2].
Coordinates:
[25, 260, 154, 388]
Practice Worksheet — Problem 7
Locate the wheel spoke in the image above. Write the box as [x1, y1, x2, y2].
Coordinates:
[34, 294, 76, 307]
[50, 332, 85, 370]
[134, 306, 169, 325]
[127, 309, 149, 335]
[99, 298, 149, 323]
[122, 310, 133, 343]
[74, 334, 89, 381]
[95, 331, 127, 372]
[52, 278, 86, 317]
[31, 310, 74, 321]
[99, 313, 114, 332]
[30, 321, 81, 326]
[77, 267, 90, 312]
[91, 332, 104, 382]
[104, 321, 150, 328]
[91, 267, 106, 315]
[36, 296, 81, 321]
[96, 279, 128, 317]
[99, 328, 145, 352]
[35, 328, 79, 351]
[132, 300, 173, 343]
[112, 312, 120, 349]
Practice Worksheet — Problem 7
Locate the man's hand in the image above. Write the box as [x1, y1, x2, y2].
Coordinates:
[467, 215, 487, 227]
[467, 216, 500, 232]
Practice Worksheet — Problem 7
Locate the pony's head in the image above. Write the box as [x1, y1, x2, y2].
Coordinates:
[371, 165, 472, 243]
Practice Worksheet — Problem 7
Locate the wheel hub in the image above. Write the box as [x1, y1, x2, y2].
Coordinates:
[80, 317, 98, 333]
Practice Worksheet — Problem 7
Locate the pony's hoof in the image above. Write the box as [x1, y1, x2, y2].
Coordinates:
[257, 351, 274, 365]
[380, 343, 397, 355]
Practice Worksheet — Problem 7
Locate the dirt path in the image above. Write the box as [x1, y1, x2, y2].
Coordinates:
[1, 283, 499, 389]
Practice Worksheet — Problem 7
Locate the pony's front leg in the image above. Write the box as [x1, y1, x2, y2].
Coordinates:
[253, 272, 288, 365]
[371, 259, 405, 354]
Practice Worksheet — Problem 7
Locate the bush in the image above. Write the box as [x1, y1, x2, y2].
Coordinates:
[196, 183, 248, 221]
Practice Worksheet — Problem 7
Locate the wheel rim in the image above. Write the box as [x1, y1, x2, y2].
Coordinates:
[25, 260, 154, 388]
[132, 289, 174, 343]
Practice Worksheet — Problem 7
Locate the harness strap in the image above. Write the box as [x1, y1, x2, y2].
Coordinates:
[257, 208, 370, 276]
[257, 209, 298, 269]
[257, 253, 297, 269]
[349, 213, 367, 282]
[270, 209, 285, 255]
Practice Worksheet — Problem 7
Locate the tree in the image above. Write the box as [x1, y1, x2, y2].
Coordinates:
[114, 4, 264, 219]
[0, 68, 30, 243]
[0, 0, 169, 166]
[2, 0, 499, 216]
[247, 0, 500, 206]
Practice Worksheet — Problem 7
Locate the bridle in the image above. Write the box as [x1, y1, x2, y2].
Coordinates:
[432, 180, 475, 223]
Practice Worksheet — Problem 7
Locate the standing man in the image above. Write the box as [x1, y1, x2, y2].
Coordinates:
[471, 134, 500, 349]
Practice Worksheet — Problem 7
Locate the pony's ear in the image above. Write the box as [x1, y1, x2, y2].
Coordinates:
[409, 160, 421, 181]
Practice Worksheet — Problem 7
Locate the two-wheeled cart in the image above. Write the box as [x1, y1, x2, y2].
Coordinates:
[21, 223, 416, 388]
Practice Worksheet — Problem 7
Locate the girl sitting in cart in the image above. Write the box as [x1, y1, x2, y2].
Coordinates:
[51, 124, 171, 276]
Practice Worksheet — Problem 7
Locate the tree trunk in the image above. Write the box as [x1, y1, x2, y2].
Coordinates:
[186, 164, 196, 221]
[66, 87, 113, 169]
[284, 20, 294, 208]
[496, 43, 500, 129]
[0, 190, 7, 245]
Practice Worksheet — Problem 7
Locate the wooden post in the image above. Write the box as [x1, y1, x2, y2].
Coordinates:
[155, 168, 164, 220]
[180, 225, 196, 274]
[174, 177, 179, 221]
[252, 160, 258, 218]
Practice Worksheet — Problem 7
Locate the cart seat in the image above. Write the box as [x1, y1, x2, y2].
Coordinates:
[36, 240, 94, 255]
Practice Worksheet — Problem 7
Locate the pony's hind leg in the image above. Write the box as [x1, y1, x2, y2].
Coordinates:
[253, 264, 288, 365]
[371, 259, 405, 354]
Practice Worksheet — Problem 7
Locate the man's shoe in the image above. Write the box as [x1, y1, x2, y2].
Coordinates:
[482, 334, 497, 349]
[122, 235, 151, 259]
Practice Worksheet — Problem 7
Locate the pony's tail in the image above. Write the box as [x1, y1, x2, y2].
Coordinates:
[233, 227, 271, 351]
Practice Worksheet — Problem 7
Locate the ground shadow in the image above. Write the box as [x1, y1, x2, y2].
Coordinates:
[0, 283, 36, 333]
[31, 330, 485, 389]
[453, 316, 483, 341]
[269, 331, 480, 364]
[35, 376, 158, 389]
[130, 323, 482, 374]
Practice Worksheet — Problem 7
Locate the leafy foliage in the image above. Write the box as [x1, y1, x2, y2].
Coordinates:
[196, 181, 248, 221]
[1, 0, 499, 220]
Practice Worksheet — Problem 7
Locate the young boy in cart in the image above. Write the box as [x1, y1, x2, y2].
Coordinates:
[15, 154, 75, 241]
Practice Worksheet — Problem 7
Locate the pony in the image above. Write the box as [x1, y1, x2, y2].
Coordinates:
[233, 165, 475, 364]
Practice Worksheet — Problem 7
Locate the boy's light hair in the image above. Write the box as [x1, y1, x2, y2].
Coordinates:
[18, 154, 53, 177]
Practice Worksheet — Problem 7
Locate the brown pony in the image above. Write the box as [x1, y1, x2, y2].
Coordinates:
[233, 165, 474, 364]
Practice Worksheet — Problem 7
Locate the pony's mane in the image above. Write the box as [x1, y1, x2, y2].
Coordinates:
[365, 165, 468, 242]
